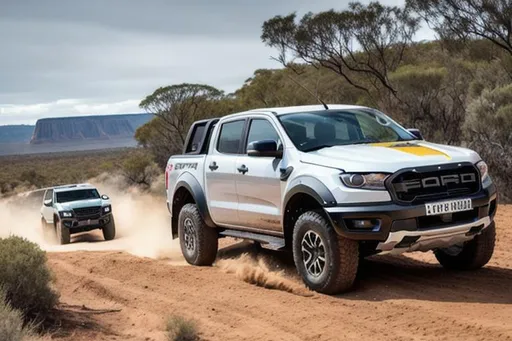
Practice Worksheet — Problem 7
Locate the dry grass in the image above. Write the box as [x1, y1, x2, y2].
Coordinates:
[166, 315, 199, 341]
[0, 289, 49, 341]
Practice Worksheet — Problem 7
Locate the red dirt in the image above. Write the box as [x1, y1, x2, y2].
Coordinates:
[45, 205, 512, 341]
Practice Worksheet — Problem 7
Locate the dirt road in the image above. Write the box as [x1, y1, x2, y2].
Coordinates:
[46, 205, 512, 341]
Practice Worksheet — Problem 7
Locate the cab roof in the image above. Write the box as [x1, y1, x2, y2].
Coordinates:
[248, 104, 367, 116]
[53, 183, 96, 193]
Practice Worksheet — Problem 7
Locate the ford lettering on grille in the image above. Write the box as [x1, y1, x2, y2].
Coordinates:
[389, 163, 480, 204]
[394, 173, 477, 193]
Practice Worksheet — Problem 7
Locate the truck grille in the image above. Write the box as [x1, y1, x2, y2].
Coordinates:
[73, 206, 101, 220]
[387, 163, 481, 205]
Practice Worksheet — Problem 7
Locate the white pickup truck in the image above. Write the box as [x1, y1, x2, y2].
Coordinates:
[165, 104, 497, 294]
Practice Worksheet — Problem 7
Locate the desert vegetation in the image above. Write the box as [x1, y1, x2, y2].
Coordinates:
[166, 315, 199, 341]
[0, 148, 165, 198]
[0, 236, 59, 340]
[133, 1, 512, 202]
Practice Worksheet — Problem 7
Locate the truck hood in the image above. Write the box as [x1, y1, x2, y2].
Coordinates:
[55, 198, 105, 211]
[300, 141, 481, 173]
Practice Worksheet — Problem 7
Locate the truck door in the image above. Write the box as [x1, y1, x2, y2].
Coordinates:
[204, 119, 246, 226]
[41, 189, 54, 223]
[235, 118, 283, 233]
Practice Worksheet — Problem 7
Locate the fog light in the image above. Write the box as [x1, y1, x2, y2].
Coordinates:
[353, 220, 372, 228]
[348, 219, 380, 230]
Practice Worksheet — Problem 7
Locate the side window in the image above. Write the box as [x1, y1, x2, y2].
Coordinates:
[217, 120, 245, 154]
[44, 190, 53, 201]
[246, 119, 281, 151]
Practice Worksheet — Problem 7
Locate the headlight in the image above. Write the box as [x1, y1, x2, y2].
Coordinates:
[60, 211, 73, 218]
[476, 160, 489, 181]
[102, 205, 111, 214]
[340, 173, 390, 190]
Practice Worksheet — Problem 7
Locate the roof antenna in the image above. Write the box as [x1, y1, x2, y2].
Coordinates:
[285, 74, 329, 110]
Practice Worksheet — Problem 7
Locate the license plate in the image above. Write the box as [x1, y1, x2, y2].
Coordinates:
[425, 199, 472, 216]
[78, 219, 96, 226]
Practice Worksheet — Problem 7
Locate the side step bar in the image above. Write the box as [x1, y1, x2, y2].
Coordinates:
[219, 229, 286, 251]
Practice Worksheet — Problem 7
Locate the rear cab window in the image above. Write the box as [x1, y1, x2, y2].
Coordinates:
[183, 119, 219, 155]
[185, 125, 206, 153]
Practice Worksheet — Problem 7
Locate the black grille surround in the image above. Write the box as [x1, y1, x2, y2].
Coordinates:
[385, 162, 482, 205]
[73, 206, 102, 220]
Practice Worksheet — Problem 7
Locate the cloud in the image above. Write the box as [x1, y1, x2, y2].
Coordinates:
[0, 0, 431, 126]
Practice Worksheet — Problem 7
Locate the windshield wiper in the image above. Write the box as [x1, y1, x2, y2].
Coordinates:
[302, 144, 335, 152]
[349, 138, 380, 145]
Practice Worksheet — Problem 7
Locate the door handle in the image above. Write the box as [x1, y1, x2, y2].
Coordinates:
[209, 161, 219, 171]
[237, 165, 248, 175]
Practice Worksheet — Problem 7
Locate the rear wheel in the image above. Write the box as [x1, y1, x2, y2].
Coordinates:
[102, 217, 116, 241]
[40, 217, 49, 229]
[435, 222, 496, 270]
[41, 217, 54, 241]
[178, 203, 218, 266]
[56, 220, 70, 245]
[293, 211, 359, 294]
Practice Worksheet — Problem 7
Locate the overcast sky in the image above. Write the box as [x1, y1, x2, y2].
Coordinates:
[0, 0, 433, 125]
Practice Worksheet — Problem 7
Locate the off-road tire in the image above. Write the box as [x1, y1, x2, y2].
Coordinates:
[293, 211, 359, 294]
[435, 222, 496, 270]
[41, 217, 50, 229]
[102, 217, 116, 241]
[55, 220, 71, 245]
[178, 203, 218, 266]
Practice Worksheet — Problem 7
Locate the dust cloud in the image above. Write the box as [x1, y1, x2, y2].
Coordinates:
[0, 173, 310, 292]
[216, 253, 313, 297]
[0, 173, 186, 264]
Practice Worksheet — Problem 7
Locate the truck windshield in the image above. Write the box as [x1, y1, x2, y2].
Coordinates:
[279, 109, 416, 152]
[56, 189, 100, 203]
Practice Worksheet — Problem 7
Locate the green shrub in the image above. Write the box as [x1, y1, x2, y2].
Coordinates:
[166, 315, 199, 341]
[121, 150, 160, 188]
[0, 236, 58, 321]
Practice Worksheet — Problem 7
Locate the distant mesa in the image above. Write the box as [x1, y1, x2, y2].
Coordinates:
[30, 113, 153, 144]
[0, 125, 35, 143]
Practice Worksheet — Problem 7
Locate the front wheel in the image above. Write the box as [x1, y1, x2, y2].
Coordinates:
[435, 222, 496, 270]
[56, 220, 71, 245]
[102, 217, 116, 241]
[178, 203, 218, 266]
[293, 211, 359, 294]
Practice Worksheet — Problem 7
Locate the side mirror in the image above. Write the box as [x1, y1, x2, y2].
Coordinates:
[43, 199, 52, 207]
[247, 140, 283, 158]
[101, 194, 110, 200]
[407, 128, 424, 140]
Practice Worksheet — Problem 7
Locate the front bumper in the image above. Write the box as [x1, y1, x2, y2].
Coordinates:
[61, 213, 112, 234]
[324, 184, 497, 253]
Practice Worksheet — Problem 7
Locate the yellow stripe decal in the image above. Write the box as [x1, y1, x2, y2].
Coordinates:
[370, 142, 451, 159]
